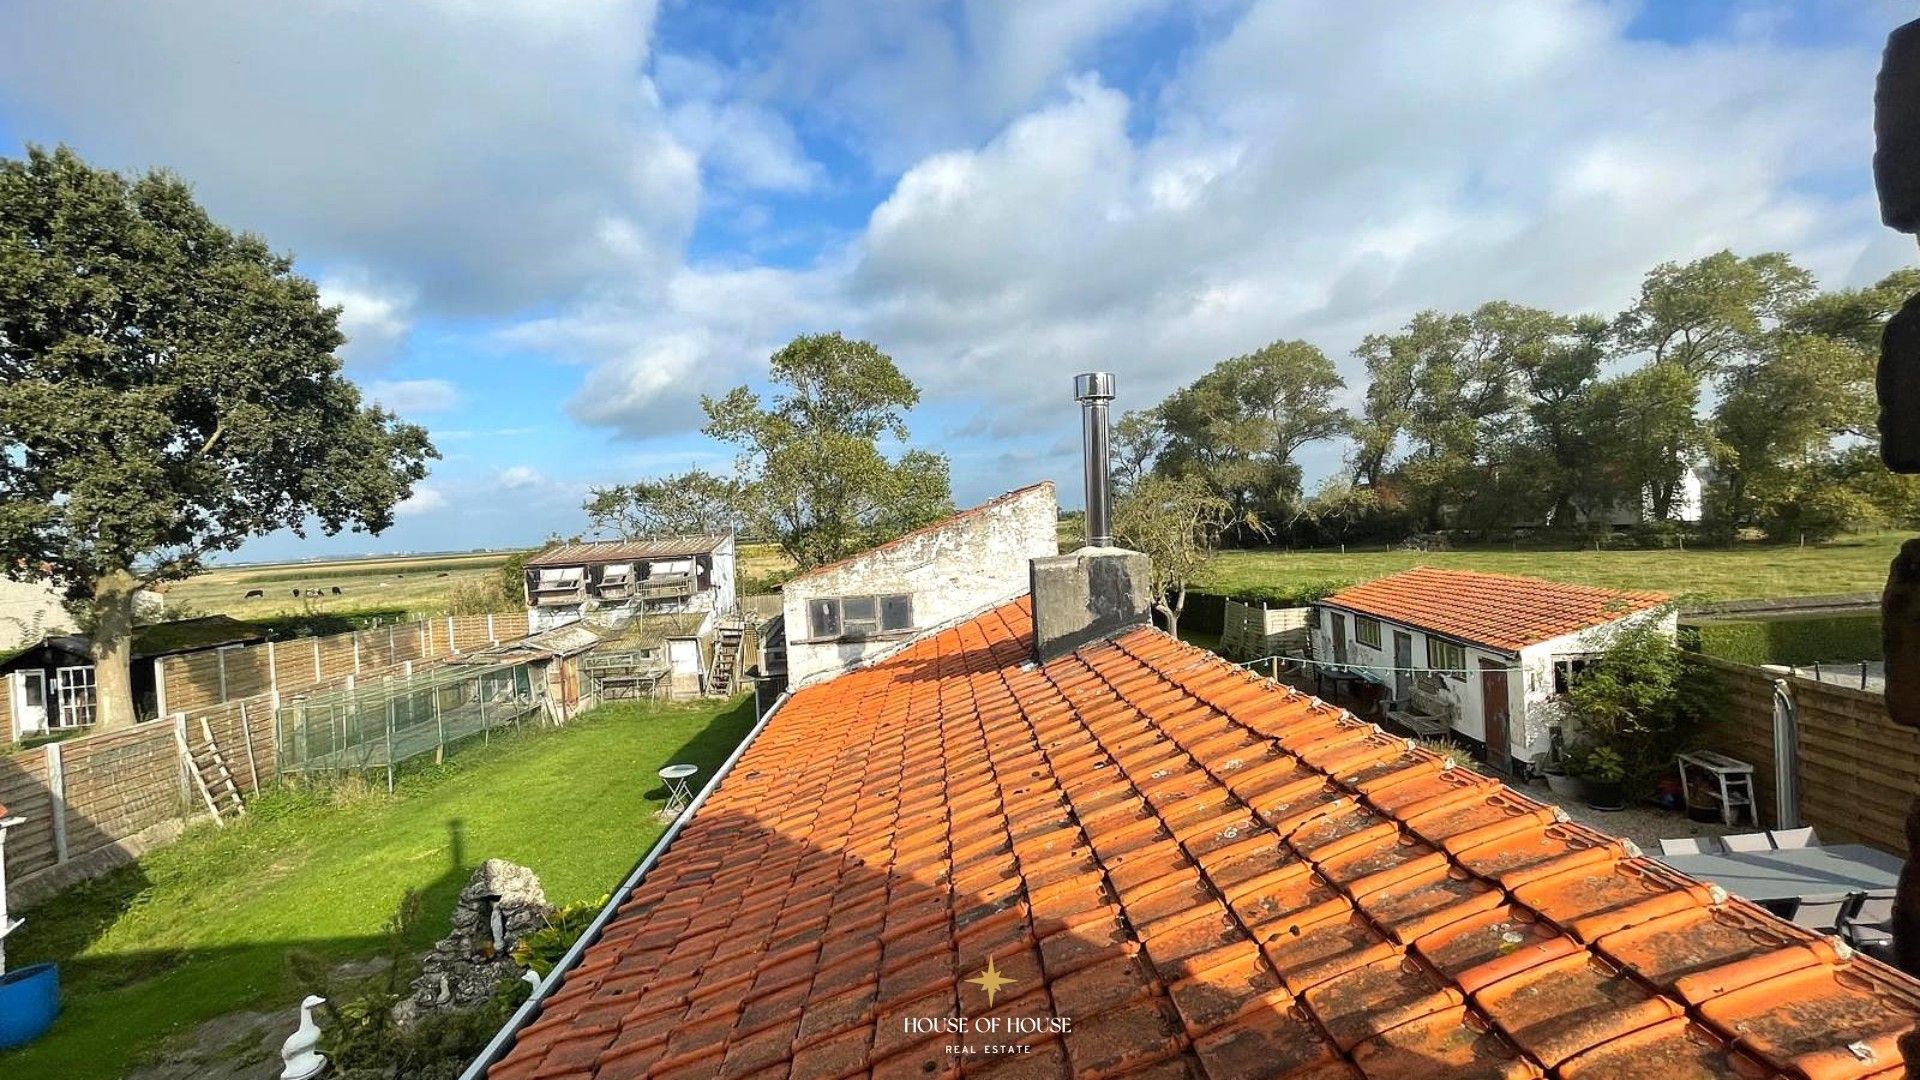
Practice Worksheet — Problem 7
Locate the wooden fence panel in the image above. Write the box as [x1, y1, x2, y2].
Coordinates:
[59, 725, 183, 855]
[1694, 655, 1919, 852]
[0, 748, 56, 881]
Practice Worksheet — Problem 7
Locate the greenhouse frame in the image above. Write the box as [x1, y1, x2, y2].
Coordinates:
[275, 659, 548, 789]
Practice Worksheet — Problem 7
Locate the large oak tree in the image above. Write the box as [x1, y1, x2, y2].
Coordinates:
[0, 146, 436, 729]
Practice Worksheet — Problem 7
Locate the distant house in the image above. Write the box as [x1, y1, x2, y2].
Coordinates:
[523, 534, 738, 694]
[523, 534, 737, 632]
[3, 614, 269, 738]
[767, 483, 1059, 689]
[1310, 567, 1673, 773]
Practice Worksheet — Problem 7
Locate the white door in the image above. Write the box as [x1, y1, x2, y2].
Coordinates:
[12, 671, 48, 736]
[667, 638, 701, 676]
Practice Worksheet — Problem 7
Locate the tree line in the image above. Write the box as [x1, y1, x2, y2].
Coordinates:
[1117, 251, 1920, 547]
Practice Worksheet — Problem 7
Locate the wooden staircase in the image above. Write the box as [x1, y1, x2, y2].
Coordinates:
[177, 717, 246, 825]
[708, 621, 748, 697]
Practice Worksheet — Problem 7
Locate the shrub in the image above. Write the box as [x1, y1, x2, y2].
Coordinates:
[1683, 612, 1882, 666]
[512, 895, 609, 978]
[1563, 615, 1722, 788]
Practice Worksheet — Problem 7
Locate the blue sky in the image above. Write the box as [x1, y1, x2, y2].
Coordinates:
[0, 0, 1913, 561]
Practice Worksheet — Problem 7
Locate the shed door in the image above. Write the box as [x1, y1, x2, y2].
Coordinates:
[13, 670, 47, 736]
[1331, 615, 1347, 666]
[1392, 632, 1413, 702]
[1480, 659, 1511, 773]
[666, 638, 702, 676]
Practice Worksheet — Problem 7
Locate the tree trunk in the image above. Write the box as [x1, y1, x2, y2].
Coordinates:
[1168, 587, 1186, 641]
[88, 569, 139, 730]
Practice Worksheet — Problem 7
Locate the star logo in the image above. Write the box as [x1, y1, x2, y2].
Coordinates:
[966, 955, 1018, 1006]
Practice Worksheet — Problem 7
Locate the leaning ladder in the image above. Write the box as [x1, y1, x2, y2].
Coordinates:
[176, 717, 247, 825]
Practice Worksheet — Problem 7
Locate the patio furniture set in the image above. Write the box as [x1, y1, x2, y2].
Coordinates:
[1655, 827, 1896, 961]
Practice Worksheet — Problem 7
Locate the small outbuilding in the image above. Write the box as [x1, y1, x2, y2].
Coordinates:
[2, 615, 268, 737]
[1309, 567, 1672, 774]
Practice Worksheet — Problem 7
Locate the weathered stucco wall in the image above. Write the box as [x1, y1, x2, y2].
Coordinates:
[0, 578, 77, 653]
[782, 484, 1059, 686]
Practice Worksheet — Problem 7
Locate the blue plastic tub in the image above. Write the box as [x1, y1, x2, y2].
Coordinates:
[0, 963, 59, 1049]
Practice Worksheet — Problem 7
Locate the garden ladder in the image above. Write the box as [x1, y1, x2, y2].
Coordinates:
[177, 716, 247, 825]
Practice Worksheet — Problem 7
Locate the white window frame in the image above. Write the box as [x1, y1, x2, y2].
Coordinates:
[1355, 616, 1383, 649]
[1426, 637, 1467, 679]
[54, 664, 97, 728]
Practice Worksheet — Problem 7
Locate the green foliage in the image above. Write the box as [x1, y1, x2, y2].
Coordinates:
[584, 470, 740, 538]
[1569, 744, 1627, 784]
[252, 607, 413, 639]
[701, 332, 952, 570]
[1683, 612, 1883, 667]
[0, 145, 436, 727]
[291, 889, 533, 1080]
[1152, 339, 1347, 535]
[512, 894, 610, 977]
[1562, 616, 1721, 786]
[1114, 473, 1251, 636]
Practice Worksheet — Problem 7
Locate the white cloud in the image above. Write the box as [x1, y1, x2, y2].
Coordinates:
[320, 273, 414, 369]
[497, 466, 546, 490]
[394, 485, 447, 517]
[367, 379, 459, 415]
[0, 0, 699, 312]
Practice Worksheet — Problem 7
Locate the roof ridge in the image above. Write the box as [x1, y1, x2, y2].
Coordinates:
[781, 481, 1055, 584]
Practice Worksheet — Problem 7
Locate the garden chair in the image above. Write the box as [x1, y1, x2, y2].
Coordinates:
[1721, 832, 1773, 852]
[1767, 827, 1820, 849]
[1789, 892, 1858, 932]
[1658, 837, 1722, 856]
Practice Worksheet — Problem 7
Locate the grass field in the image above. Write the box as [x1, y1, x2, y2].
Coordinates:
[0, 697, 756, 1080]
[162, 550, 517, 622]
[1195, 531, 1909, 604]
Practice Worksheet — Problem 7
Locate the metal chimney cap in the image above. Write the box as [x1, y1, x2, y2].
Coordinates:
[1074, 372, 1115, 402]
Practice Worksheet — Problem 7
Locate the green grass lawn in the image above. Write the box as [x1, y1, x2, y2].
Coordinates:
[0, 696, 756, 1080]
[1196, 531, 1909, 604]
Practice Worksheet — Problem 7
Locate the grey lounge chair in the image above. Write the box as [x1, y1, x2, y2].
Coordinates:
[1658, 836, 1722, 856]
[1721, 832, 1773, 852]
[1768, 827, 1819, 849]
[1790, 892, 1858, 932]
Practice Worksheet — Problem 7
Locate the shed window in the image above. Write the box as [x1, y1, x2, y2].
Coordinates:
[1426, 637, 1466, 677]
[881, 594, 914, 632]
[842, 596, 879, 636]
[807, 594, 914, 640]
[1553, 657, 1594, 696]
[808, 598, 842, 639]
[1355, 617, 1382, 649]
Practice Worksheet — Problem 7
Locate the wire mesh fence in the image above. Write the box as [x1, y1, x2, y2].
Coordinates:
[275, 659, 548, 788]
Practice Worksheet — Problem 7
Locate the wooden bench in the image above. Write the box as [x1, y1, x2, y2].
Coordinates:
[1385, 685, 1454, 739]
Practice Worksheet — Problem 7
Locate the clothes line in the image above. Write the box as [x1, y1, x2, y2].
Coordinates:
[1235, 652, 1530, 676]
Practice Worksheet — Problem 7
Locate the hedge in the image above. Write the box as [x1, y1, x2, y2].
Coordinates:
[1178, 580, 1349, 635]
[1682, 610, 1882, 667]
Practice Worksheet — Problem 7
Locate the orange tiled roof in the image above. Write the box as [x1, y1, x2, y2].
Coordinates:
[488, 598, 1919, 1080]
[1321, 568, 1670, 652]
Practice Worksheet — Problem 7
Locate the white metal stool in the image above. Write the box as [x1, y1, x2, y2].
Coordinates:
[657, 764, 699, 819]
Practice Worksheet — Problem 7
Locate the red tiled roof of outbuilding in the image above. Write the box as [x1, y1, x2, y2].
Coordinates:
[1321, 567, 1670, 652]
[487, 597, 1919, 1080]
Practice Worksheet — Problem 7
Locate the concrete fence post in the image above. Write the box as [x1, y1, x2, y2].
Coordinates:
[154, 658, 170, 721]
[487, 613, 496, 644]
[266, 640, 280, 699]
[352, 634, 361, 675]
[45, 742, 68, 865]
[448, 616, 459, 655]
[312, 638, 322, 683]
[216, 648, 230, 703]
[172, 711, 191, 806]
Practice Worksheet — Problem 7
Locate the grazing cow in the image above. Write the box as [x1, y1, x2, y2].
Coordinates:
[291, 588, 302, 597]
[244, 589, 264, 599]
[331, 586, 343, 595]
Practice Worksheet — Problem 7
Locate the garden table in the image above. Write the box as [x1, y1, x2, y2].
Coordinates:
[658, 763, 699, 818]
[1653, 844, 1901, 903]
